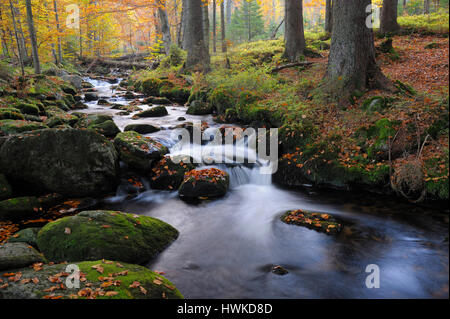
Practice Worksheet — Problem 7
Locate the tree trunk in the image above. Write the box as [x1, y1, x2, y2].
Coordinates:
[325, 0, 333, 33]
[25, 0, 40, 74]
[157, 1, 172, 54]
[185, 0, 210, 72]
[283, 0, 305, 62]
[8, 0, 24, 75]
[325, 0, 392, 98]
[12, 0, 28, 61]
[220, 1, 227, 53]
[202, 1, 210, 53]
[226, 0, 232, 25]
[380, 0, 400, 33]
[212, 0, 216, 53]
[53, 0, 63, 64]
[424, 0, 430, 14]
[181, 0, 187, 49]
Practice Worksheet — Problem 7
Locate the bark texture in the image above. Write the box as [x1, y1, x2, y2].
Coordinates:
[326, 0, 392, 97]
[325, 0, 333, 33]
[283, 0, 305, 62]
[185, 0, 210, 72]
[25, 0, 40, 74]
[380, 0, 400, 34]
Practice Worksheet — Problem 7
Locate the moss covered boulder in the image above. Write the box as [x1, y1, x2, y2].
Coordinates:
[8, 228, 41, 248]
[160, 87, 190, 104]
[114, 131, 169, 171]
[0, 197, 42, 221]
[135, 106, 168, 118]
[281, 209, 343, 235]
[124, 124, 161, 134]
[15, 103, 40, 116]
[0, 128, 119, 197]
[44, 106, 78, 128]
[0, 174, 13, 201]
[141, 78, 163, 96]
[0, 120, 48, 135]
[0, 260, 183, 299]
[90, 120, 120, 138]
[37, 210, 179, 264]
[150, 156, 196, 191]
[0, 108, 25, 121]
[0, 243, 46, 271]
[187, 100, 214, 115]
[144, 97, 172, 105]
[179, 168, 229, 199]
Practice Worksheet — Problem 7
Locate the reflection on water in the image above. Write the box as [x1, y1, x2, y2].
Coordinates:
[87, 77, 448, 299]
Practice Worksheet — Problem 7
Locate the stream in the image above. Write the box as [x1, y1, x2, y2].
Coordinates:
[77, 77, 449, 299]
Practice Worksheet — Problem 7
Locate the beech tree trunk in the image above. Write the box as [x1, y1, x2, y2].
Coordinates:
[212, 0, 216, 53]
[326, 0, 392, 97]
[202, 1, 210, 53]
[157, 1, 172, 54]
[325, 0, 333, 33]
[53, 0, 63, 64]
[185, 0, 210, 72]
[380, 0, 400, 34]
[220, 1, 227, 53]
[283, 0, 305, 62]
[25, 0, 40, 74]
[424, 0, 430, 14]
[8, 0, 24, 75]
[226, 0, 232, 25]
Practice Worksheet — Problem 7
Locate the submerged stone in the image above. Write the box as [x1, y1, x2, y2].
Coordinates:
[281, 209, 343, 235]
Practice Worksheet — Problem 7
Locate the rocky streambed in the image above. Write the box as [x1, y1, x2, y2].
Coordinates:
[0, 75, 448, 299]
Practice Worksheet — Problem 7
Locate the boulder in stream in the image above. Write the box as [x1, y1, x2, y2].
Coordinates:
[37, 210, 179, 265]
[179, 168, 230, 200]
[0, 128, 120, 198]
[84, 92, 99, 101]
[135, 106, 168, 118]
[150, 156, 196, 191]
[124, 124, 160, 134]
[8, 228, 41, 248]
[281, 209, 343, 235]
[0, 260, 183, 299]
[0, 197, 42, 221]
[114, 131, 169, 171]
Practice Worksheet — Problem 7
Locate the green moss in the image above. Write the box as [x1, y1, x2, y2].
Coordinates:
[0, 108, 24, 120]
[159, 87, 190, 104]
[208, 86, 234, 114]
[37, 210, 179, 265]
[0, 120, 48, 135]
[361, 96, 394, 113]
[141, 78, 162, 96]
[14, 102, 40, 116]
[0, 197, 41, 221]
[187, 100, 214, 115]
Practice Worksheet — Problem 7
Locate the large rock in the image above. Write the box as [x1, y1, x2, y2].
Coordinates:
[0, 197, 42, 221]
[37, 210, 179, 264]
[114, 131, 169, 171]
[179, 168, 230, 199]
[0, 173, 13, 201]
[0, 129, 119, 197]
[75, 115, 120, 138]
[281, 209, 344, 235]
[135, 106, 168, 118]
[0, 243, 46, 271]
[84, 92, 99, 102]
[124, 124, 160, 134]
[0, 120, 48, 135]
[8, 228, 41, 248]
[0, 260, 183, 299]
[61, 75, 82, 90]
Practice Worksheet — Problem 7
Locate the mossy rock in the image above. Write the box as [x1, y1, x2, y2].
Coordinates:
[179, 168, 230, 200]
[84, 92, 99, 101]
[0, 197, 42, 221]
[159, 87, 190, 104]
[37, 210, 179, 265]
[60, 84, 77, 96]
[135, 106, 168, 118]
[150, 156, 196, 191]
[124, 124, 161, 134]
[75, 114, 113, 129]
[281, 209, 343, 235]
[0, 108, 24, 121]
[114, 131, 169, 171]
[0, 243, 46, 272]
[144, 97, 172, 105]
[44, 107, 78, 128]
[141, 78, 162, 96]
[187, 100, 214, 115]
[14, 103, 40, 116]
[0, 129, 119, 197]
[8, 228, 41, 248]
[395, 80, 416, 96]
[110, 104, 142, 112]
[0, 173, 13, 201]
[0, 120, 49, 135]
[0, 260, 183, 299]
[90, 120, 120, 138]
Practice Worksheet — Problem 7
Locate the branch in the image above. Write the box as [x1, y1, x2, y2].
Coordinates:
[270, 61, 314, 74]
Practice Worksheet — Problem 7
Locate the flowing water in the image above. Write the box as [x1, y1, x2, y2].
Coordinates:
[78, 77, 449, 299]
